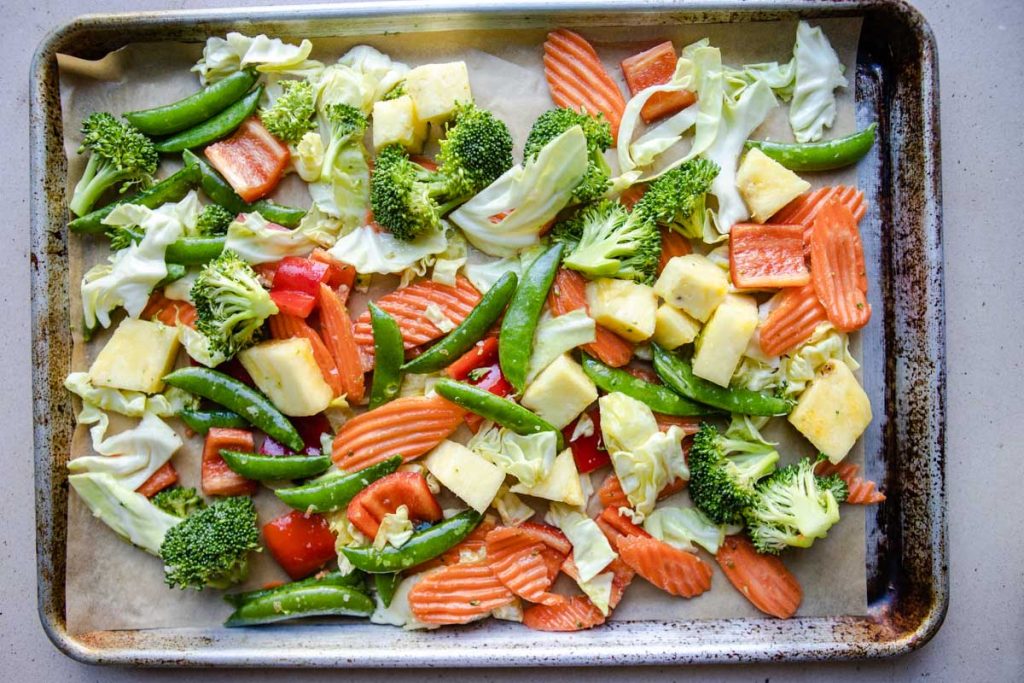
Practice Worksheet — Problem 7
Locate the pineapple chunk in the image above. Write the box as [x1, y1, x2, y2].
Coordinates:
[88, 318, 180, 394]
[424, 440, 505, 513]
[238, 338, 333, 416]
[371, 95, 427, 152]
[510, 449, 584, 506]
[788, 359, 872, 463]
[736, 148, 812, 223]
[692, 293, 758, 387]
[585, 278, 658, 342]
[404, 62, 472, 125]
[653, 254, 729, 322]
[520, 354, 598, 429]
[653, 304, 702, 349]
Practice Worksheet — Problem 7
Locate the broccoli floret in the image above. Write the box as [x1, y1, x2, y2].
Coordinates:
[632, 158, 719, 239]
[370, 144, 448, 241]
[745, 458, 847, 555]
[436, 102, 514, 198]
[259, 80, 317, 145]
[151, 487, 207, 518]
[320, 103, 369, 181]
[159, 496, 261, 590]
[195, 204, 235, 236]
[524, 108, 613, 204]
[191, 249, 279, 359]
[382, 81, 406, 101]
[688, 422, 780, 525]
[105, 225, 139, 251]
[70, 113, 159, 217]
[551, 199, 661, 284]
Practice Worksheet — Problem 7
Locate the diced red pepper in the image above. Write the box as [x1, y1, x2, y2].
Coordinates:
[272, 256, 331, 296]
[621, 41, 697, 123]
[310, 248, 356, 290]
[204, 117, 290, 202]
[464, 362, 514, 432]
[729, 223, 810, 290]
[410, 155, 438, 172]
[260, 414, 330, 456]
[346, 471, 443, 539]
[563, 407, 609, 473]
[136, 461, 179, 497]
[262, 511, 338, 579]
[202, 428, 258, 496]
[270, 289, 317, 318]
[446, 336, 500, 380]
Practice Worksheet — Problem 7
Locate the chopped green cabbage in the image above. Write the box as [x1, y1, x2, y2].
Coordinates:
[464, 257, 522, 294]
[545, 503, 617, 583]
[525, 310, 596, 385]
[469, 425, 557, 488]
[68, 472, 182, 555]
[193, 33, 319, 84]
[644, 506, 726, 554]
[64, 372, 195, 418]
[326, 223, 448, 275]
[734, 324, 858, 397]
[790, 21, 847, 143]
[373, 504, 415, 550]
[224, 212, 318, 264]
[68, 410, 183, 492]
[492, 486, 536, 527]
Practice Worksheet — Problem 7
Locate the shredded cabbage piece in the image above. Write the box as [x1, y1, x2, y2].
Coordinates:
[68, 410, 183, 492]
[790, 21, 848, 143]
[525, 311, 596, 385]
[224, 212, 318, 264]
[193, 33, 319, 84]
[469, 425, 557, 488]
[327, 223, 448, 275]
[644, 506, 727, 554]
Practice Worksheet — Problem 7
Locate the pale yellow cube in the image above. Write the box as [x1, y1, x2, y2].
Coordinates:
[510, 449, 583, 506]
[88, 318, 180, 394]
[238, 338, 333, 416]
[585, 278, 657, 342]
[788, 359, 872, 463]
[425, 440, 505, 513]
[653, 304, 702, 349]
[736, 148, 812, 223]
[404, 62, 473, 125]
[371, 95, 427, 152]
[521, 354, 598, 429]
[653, 254, 729, 322]
[692, 293, 758, 387]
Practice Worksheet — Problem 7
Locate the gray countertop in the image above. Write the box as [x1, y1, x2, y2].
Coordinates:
[3, 0, 1022, 680]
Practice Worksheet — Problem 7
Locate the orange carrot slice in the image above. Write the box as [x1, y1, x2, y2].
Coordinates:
[658, 227, 692, 275]
[331, 395, 465, 471]
[407, 562, 516, 625]
[317, 283, 366, 403]
[596, 476, 688, 514]
[621, 41, 696, 123]
[543, 29, 627, 139]
[594, 505, 651, 551]
[549, 268, 634, 367]
[136, 461, 178, 497]
[758, 282, 830, 357]
[562, 554, 636, 609]
[619, 183, 648, 209]
[202, 428, 258, 496]
[809, 199, 871, 332]
[815, 460, 886, 505]
[653, 414, 701, 436]
[716, 534, 802, 619]
[523, 595, 606, 632]
[616, 534, 712, 598]
[729, 223, 810, 289]
[769, 185, 866, 256]
[268, 313, 345, 397]
[486, 527, 565, 606]
[142, 291, 197, 328]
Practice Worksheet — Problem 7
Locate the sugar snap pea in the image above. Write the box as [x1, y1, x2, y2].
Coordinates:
[341, 510, 482, 573]
[275, 455, 403, 513]
[368, 303, 404, 409]
[744, 123, 877, 172]
[581, 354, 719, 417]
[374, 573, 402, 608]
[114, 225, 225, 265]
[68, 164, 201, 234]
[178, 408, 248, 434]
[220, 450, 332, 481]
[154, 86, 263, 153]
[225, 584, 374, 627]
[154, 263, 187, 289]
[499, 243, 563, 393]
[125, 69, 260, 136]
[434, 378, 564, 450]
[224, 570, 367, 608]
[183, 149, 305, 227]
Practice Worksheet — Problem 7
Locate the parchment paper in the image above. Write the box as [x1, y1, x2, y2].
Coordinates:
[59, 17, 865, 634]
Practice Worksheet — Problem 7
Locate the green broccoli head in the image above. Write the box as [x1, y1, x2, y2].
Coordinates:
[320, 103, 369, 180]
[382, 81, 406, 101]
[259, 80, 317, 145]
[195, 204, 236, 236]
[370, 144, 450, 241]
[69, 112, 158, 217]
[191, 249, 279, 359]
[745, 457, 847, 555]
[151, 486, 207, 518]
[524, 108, 613, 204]
[436, 102, 514, 198]
[688, 422, 780, 525]
[552, 199, 661, 284]
[160, 496, 261, 590]
[632, 158, 719, 239]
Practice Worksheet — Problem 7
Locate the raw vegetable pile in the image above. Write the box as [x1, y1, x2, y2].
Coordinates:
[64, 23, 884, 631]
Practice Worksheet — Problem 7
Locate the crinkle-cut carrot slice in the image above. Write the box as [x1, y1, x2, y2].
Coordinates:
[142, 291, 197, 328]
[268, 313, 345, 396]
[523, 595, 607, 632]
[653, 414, 701, 436]
[815, 460, 886, 504]
[658, 227, 693, 275]
[543, 29, 627, 140]
[758, 282, 830, 357]
[809, 199, 871, 332]
[616, 534, 712, 598]
[730, 223, 811, 290]
[596, 476, 687, 515]
[318, 284, 365, 403]
[486, 527, 565, 606]
[561, 554, 635, 609]
[352, 276, 482, 371]
[549, 268, 634, 367]
[410, 517, 498, 574]
[620, 41, 697, 124]
[594, 505, 651, 551]
[136, 461, 178, 497]
[407, 562, 516, 625]
[715, 534, 802, 619]
[769, 185, 866, 257]
[331, 395, 465, 471]
[514, 521, 573, 556]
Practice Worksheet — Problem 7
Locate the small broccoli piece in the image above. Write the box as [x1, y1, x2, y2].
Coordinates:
[745, 457, 847, 554]
[259, 80, 317, 145]
[70, 113, 159, 217]
[151, 487, 207, 518]
[320, 103, 369, 181]
[160, 496, 261, 590]
[382, 81, 406, 101]
[105, 225, 139, 252]
[195, 204, 235, 236]
[632, 158, 719, 239]
[191, 249, 279, 359]
[551, 199, 661, 284]
[436, 102, 514, 198]
[524, 108, 613, 204]
[370, 144, 447, 241]
[688, 422, 780, 525]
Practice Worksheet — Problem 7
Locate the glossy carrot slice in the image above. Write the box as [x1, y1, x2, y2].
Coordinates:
[562, 554, 635, 609]
[815, 460, 886, 504]
[620, 41, 697, 123]
[809, 199, 871, 332]
[596, 476, 687, 514]
[268, 314, 345, 397]
[653, 414, 701, 436]
[594, 505, 651, 550]
[758, 282, 830, 357]
[515, 522, 573, 556]
[549, 269, 634, 367]
[407, 562, 516, 625]
[346, 471, 443, 539]
[523, 595, 606, 632]
[202, 428, 258, 496]
[769, 185, 866, 256]
[204, 117, 290, 202]
[486, 527, 564, 606]
[543, 29, 627, 139]
[716, 534, 802, 619]
[440, 516, 498, 566]
[142, 291, 197, 328]
[136, 461, 178, 497]
[616, 534, 712, 598]
[331, 395, 465, 471]
[619, 183, 648, 209]
[729, 223, 810, 289]
[318, 283, 366, 403]
[658, 227, 692, 275]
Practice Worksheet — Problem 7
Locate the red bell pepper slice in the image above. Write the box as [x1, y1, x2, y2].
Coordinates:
[620, 41, 697, 123]
[260, 414, 330, 456]
[262, 511, 338, 579]
[563, 407, 609, 473]
[204, 117, 290, 202]
[729, 223, 811, 290]
[310, 248, 356, 290]
[463, 362, 514, 432]
[202, 428, 258, 496]
[446, 336, 500, 380]
[136, 461, 179, 497]
[272, 256, 331, 296]
[346, 471, 443, 539]
[270, 289, 317, 318]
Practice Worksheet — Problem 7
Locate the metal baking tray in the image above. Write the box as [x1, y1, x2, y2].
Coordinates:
[30, 0, 945, 666]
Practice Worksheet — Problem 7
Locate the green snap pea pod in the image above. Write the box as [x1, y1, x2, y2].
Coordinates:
[115, 225, 225, 265]
[744, 123, 877, 172]
[224, 570, 367, 608]
[225, 585, 374, 627]
[368, 303, 404, 409]
[499, 243, 564, 393]
[178, 408, 249, 434]
[154, 263, 187, 289]
[651, 344, 793, 417]
[162, 367, 304, 450]
[125, 69, 260, 136]
[68, 164, 201, 234]
[403, 271, 517, 374]
[374, 573, 402, 608]
[580, 354, 719, 417]
[341, 510, 482, 573]
[219, 450, 332, 481]
[434, 378, 565, 450]
[154, 86, 263, 153]
[183, 149, 306, 227]
[275, 455, 403, 512]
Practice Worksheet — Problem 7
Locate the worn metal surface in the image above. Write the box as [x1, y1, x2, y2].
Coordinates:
[29, 0, 945, 667]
